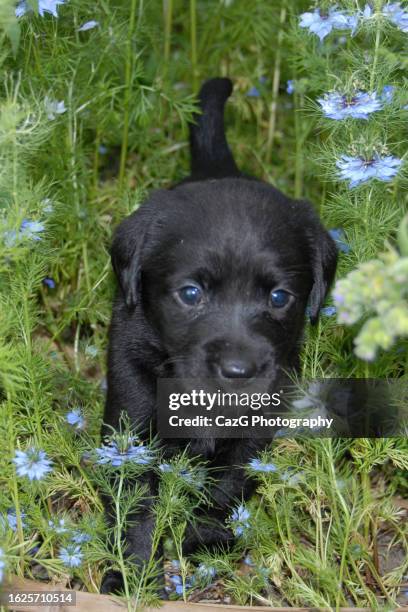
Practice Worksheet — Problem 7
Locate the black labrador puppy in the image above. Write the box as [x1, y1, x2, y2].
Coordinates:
[101, 78, 337, 593]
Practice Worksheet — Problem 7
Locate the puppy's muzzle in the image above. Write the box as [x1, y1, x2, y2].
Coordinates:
[205, 339, 266, 382]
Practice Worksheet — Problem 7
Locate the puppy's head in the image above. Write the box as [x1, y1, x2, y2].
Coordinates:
[112, 179, 337, 385]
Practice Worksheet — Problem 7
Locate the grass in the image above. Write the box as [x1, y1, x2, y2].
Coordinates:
[0, 0, 407, 609]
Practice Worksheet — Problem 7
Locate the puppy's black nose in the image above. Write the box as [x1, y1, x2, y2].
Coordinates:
[218, 357, 256, 380]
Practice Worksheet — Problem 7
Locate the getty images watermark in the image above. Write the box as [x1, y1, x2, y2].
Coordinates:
[157, 378, 406, 439]
[167, 388, 333, 430]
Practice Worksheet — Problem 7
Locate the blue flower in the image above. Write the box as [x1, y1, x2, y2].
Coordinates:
[329, 229, 350, 253]
[71, 531, 91, 544]
[13, 448, 53, 481]
[58, 544, 83, 568]
[0, 548, 5, 582]
[77, 20, 99, 32]
[248, 458, 278, 472]
[94, 437, 153, 467]
[247, 86, 260, 98]
[45, 97, 66, 121]
[21, 220, 45, 240]
[382, 3, 408, 32]
[320, 306, 337, 316]
[281, 470, 303, 485]
[336, 154, 402, 187]
[85, 345, 98, 358]
[381, 85, 395, 103]
[286, 80, 295, 94]
[159, 463, 197, 484]
[42, 277, 55, 289]
[247, 77, 267, 98]
[196, 563, 216, 581]
[170, 574, 182, 586]
[299, 7, 357, 41]
[318, 91, 382, 120]
[98, 145, 108, 155]
[168, 572, 194, 595]
[3, 219, 45, 247]
[41, 198, 54, 214]
[16, 0, 66, 18]
[65, 408, 85, 430]
[230, 503, 250, 536]
[306, 305, 336, 317]
[243, 554, 255, 566]
[1, 510, 27, 532]
[48, 518, 69, 534]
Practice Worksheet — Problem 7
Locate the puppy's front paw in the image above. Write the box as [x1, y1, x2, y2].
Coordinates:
[100, 569, 124, 594]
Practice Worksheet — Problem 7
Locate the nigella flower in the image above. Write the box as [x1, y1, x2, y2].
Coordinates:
[329, 229, 350, 253]
[94, 436, 153, 467]
[44, 97, 66, 121]
[243, 554, 255, 566]
[168, 573, 194, 595]
[65, 408, 85, 430]
[85, 345, 98, 358]
[230, 503, 250, 536]
[77, 20, 99, 32]
[1, 510, 27, 532]
[381, 85, 394, 103]
[382, 3, 408, 32]
[247, 76, 266, 98]
[42, 277, 56, 289]
[286, 80, 295, 94]
[306, 304, 336, 317]
[16, 0, 66, 18]
[281, 469, 303, 485]
[41, 198, 54, 214]
[321, 306, 337, 316]
[48, 518, 69, 534]
[247, 86, 260, 98]
[21, 220, 45, 240]
[248, 458, 278, 472]
[299, 7, 358, 41]
[196, 563, 216, 581]
[3, 219, 45, 249]
[13, 448, 53, 481]
[318, 91, 382, 120]
[159, 463, 196, 484]
[58, 544, 83, 568]
[71, 531, 91, 544]
[0, 548, 5, 582]
[336, 154, 402, 187]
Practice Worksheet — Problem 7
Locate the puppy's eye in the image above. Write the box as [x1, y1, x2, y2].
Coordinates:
[270, 289, 291, 308]
[177, 285, 203, 306]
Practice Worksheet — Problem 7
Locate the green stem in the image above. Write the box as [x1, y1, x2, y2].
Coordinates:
[119, 0, 139, 193]
[163, 0, 173, 66]
[335, 510, 354, 611]
[114, 469, 132, 612]
[266, 5, 286, 164]
[190, 0, 198, 92]
[294, 92, 304, 199]
[370, 16, 381, 91]
[7, 395, 25, 571]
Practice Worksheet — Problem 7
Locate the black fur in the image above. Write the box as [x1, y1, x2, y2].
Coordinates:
[101, 77, 337, 593]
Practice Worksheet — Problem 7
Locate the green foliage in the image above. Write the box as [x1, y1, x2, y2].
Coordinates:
[0, 0, 407, 608]
[334, 221, 408, 360]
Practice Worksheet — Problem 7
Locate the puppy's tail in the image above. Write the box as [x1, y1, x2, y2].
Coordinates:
[189, 78, 240, 180]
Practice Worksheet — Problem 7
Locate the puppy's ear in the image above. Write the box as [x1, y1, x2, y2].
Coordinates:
[110, 206, 154, 309]
[302, 207, 338, 324]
